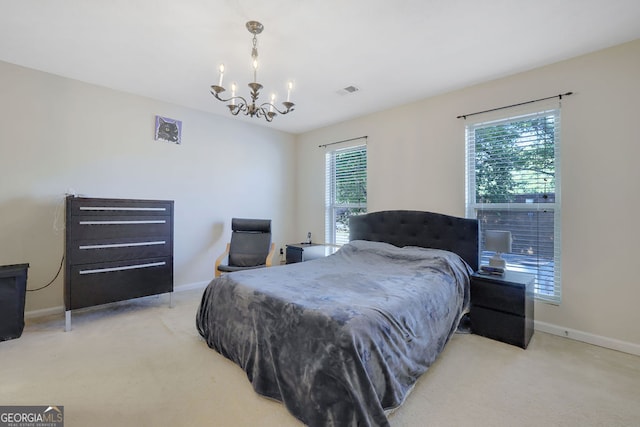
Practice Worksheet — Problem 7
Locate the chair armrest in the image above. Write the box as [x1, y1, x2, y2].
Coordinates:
[214, 243, 231, 278]
[265, 243, 276, 268]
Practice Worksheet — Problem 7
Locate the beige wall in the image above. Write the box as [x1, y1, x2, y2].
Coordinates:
[0, 61, 296, 313]
[295, 39, 640, 350]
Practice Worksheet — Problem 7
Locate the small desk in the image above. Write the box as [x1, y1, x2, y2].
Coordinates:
[285, 243, 339, 264]
[470, 270, 535, 349]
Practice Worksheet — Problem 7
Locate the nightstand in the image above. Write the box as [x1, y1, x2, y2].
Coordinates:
[470, 270, 534, 349]
[285, 243, 339, 264]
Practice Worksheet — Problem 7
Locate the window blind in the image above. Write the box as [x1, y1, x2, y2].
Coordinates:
[325, 144, 367, 245]
[466, 108, 562, 303]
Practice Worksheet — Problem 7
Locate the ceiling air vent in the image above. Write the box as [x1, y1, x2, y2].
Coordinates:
[337, 85, 360, 95]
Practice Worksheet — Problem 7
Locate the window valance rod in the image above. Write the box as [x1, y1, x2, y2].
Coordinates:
[319, 135, 367, 148]
[456, 92, 573, 120]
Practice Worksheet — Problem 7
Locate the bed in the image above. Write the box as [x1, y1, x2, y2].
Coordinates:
[196, 210, 478, 426]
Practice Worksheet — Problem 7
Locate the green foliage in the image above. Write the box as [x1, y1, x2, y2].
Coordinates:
[475, 115, 556, 203]
[329, 147, 367, 243]
[335, 149, 367, 204]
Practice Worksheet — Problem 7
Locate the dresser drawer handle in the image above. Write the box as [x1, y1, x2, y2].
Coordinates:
[79, 220, 166, 225]
[79, 206, 167, 212]
[79, 261, 166, 275]
[78, 240, 166, 250]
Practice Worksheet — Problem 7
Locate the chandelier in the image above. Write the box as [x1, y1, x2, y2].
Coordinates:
[210, 21, 295, 122]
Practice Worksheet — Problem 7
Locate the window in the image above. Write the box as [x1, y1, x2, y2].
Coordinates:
[466, 108, 561, 303]
[325, 144, 367, 245]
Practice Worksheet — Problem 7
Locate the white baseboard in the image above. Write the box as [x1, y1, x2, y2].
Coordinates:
[535, 320, 640, 356]
[24, 305, 65, 319]
[174, 280, 210, 292]
[24, 280, 211, 320]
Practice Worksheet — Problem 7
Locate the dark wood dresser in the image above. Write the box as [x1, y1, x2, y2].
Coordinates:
[470, 270, 534, 349]
[64, 196, 174, 331]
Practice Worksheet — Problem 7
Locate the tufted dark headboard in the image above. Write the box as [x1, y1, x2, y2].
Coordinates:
[349, 210, 479, 271]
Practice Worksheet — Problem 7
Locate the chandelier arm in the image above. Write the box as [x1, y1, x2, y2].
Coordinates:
[210, 89, 251, 107]
[228, 104, 244, 116]
[275, 105, 295, 114]
[259, 108, 274, 122]
[249, 105, 276, 122]
[232, 96, 249, 107]
[259, 103, 295, 115]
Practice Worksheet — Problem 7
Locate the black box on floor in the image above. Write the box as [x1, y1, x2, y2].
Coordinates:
[0, 263, 29, 341]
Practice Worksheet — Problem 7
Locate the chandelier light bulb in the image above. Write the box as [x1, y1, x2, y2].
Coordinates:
[231, 83, 236, 106]
[252, 58, 259, 83]
[218, 64, 224, 86]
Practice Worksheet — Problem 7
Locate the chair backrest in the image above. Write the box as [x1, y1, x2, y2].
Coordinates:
[228, 218, 272, 267]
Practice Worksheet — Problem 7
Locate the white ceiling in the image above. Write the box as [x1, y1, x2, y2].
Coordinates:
[2, 0, 640, 134]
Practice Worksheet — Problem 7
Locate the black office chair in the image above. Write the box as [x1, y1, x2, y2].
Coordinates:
[215, 218, 276, 278]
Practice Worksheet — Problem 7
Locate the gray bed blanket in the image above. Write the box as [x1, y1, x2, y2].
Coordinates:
[196, 240, 472, 427]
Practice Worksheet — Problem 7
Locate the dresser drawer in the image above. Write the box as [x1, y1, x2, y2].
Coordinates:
[68, 215, 171, 241]
[68, 257, 173, 310]
[68, 237, 172, 264]
[69, 198, 172, 217]
[471, 277, 526, 316]
[472, 306, 533, 349]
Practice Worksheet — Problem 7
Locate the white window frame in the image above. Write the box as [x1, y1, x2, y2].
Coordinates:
[325, 144, 367, 245]
[465, 107, 562, 304]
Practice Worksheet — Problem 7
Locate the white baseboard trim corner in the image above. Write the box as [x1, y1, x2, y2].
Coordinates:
[535, 320, 640, 357]
[173, 280, 210, 292]
[24, 305, 64, 319]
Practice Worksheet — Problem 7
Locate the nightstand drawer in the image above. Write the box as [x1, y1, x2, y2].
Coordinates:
[471, 277, 526, 316]
[472, 306, 533, 349]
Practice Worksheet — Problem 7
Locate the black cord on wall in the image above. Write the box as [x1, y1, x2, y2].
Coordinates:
[26, 255, 64, 292]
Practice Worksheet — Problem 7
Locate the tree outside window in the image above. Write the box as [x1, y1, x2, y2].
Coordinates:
[326, 145, 367, 245]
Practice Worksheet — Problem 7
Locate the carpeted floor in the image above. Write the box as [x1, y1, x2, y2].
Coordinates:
[1, 288, 638, 427]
